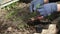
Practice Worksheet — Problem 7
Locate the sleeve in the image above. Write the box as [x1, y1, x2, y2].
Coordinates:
[49, 0, 60, 3]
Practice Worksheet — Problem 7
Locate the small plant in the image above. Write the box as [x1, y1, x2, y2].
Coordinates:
[4, 2, 17, 10]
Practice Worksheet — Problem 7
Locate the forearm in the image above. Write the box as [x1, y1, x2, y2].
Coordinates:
[57, 4, 60, 12]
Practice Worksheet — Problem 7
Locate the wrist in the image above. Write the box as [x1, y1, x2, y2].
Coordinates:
[44, 0, 49, 3]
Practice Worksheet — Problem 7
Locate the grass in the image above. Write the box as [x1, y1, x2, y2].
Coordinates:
[3, 2, 26, 28]
[4, 2, 17, 10]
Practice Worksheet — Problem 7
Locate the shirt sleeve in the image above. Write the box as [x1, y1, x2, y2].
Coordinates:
[49, 0, 60, 3]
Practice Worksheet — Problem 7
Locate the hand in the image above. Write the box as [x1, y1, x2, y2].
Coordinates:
[29, 16, 44, 22]
[29, 0, 44, 12]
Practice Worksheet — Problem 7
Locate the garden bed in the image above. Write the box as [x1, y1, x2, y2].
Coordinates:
[0, 1, 60, 34]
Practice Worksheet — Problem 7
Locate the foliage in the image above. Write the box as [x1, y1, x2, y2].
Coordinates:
[4, 2, 17, 10]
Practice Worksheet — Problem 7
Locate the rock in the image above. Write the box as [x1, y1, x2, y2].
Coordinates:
[7, 27, 12, 32]
[34, 33, 41, 34]
[47, 24, 57, 34]
[41, 24, 57, 34]
[41, 29, 48, 34]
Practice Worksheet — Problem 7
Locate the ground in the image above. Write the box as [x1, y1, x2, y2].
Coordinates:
[0, 1, 60, 34]
[0, 2, 36, 34]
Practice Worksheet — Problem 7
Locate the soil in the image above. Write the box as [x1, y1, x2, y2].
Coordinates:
[0, 2, 60, 34]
